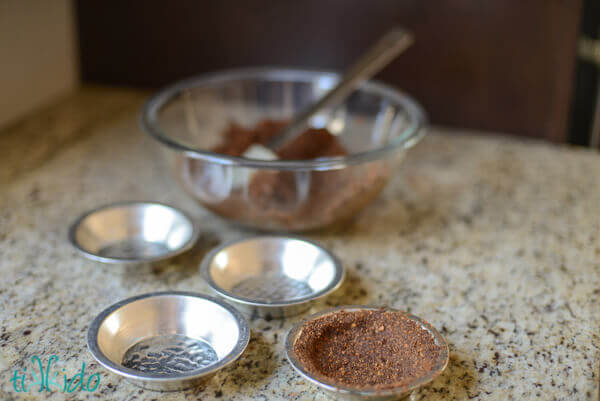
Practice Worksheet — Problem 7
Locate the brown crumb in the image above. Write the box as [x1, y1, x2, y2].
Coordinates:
[293, 309, 442, 390]
[211, 120, 347, 159]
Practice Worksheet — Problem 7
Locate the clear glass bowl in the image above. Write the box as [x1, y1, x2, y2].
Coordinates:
[141, 68, 426, 232]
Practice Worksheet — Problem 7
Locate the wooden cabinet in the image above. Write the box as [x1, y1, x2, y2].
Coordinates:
[76, 0, 583, 142]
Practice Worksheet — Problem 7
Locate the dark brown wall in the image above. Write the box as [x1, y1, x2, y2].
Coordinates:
[76, 0, 582, 142]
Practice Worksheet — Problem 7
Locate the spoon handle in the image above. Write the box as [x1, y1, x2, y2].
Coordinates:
[268, 27, 414, 150]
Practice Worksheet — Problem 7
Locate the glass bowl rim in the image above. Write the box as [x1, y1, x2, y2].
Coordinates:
[140, 67, 427, 171]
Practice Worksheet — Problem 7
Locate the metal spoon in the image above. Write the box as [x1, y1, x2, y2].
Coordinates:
[243, 27, 413, 160]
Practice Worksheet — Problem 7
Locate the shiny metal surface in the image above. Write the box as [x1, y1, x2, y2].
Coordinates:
[201, 236, 344, 319]
[69, 201, 199, 263]
[285, 306, 449, 401]
[87, 291, 250, 391]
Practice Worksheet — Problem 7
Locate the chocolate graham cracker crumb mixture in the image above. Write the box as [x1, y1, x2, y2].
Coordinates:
[180, 119, 389, 230]
[293, 309, 441, 390]
[213, 120, 348, 159]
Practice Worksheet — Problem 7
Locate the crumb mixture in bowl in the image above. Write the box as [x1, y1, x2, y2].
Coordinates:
[141, 68, 427, 232]
[292, 308, 446, 390]
[179, 119, 390, 231]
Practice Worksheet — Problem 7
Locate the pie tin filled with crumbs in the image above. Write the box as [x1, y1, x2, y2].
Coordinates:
[285, 306, 449, 400]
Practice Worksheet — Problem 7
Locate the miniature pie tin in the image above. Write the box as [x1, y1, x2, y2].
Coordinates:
[200, 235, 345, 319]
[285, 306, 449, 400]
[69, 201, 199, 263]
[87, 291, 250, 391]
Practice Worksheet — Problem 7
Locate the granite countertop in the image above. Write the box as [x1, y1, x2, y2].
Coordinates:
[1, 87, 599, 400]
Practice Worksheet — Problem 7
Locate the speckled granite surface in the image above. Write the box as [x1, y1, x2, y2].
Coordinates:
[1, 88, 599, 400]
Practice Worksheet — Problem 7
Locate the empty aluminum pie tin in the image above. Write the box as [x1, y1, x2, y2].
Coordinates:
[285, 306, 449, 401]
[200, 236, 345, 319]
[87, 291, 250, 391]
[69, 201, 199, 263]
